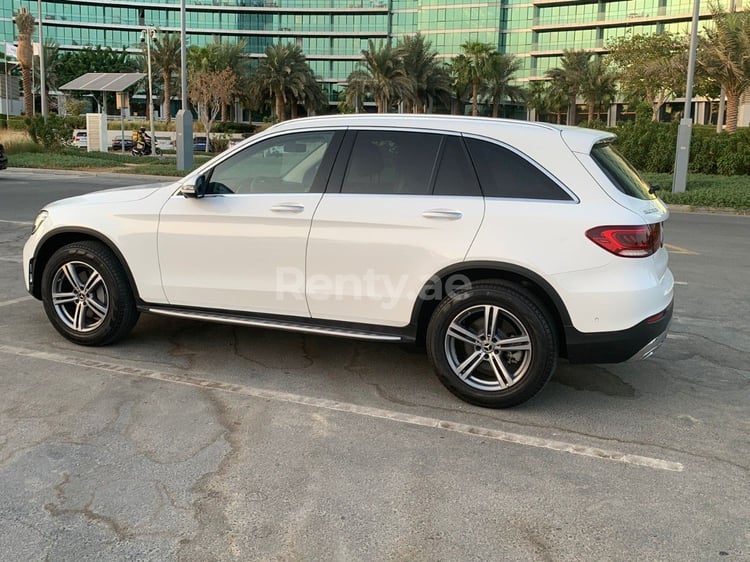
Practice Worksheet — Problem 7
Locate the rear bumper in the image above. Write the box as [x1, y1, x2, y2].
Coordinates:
[564, 300, 673, 364]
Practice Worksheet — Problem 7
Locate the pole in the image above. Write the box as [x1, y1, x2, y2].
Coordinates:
[176, 0, 193, 171]
[672, 0, 701, 194]
[37, 0, 47, 120]
[4, 58, 8, 127]
[145, 28, 156, 157]
[181, 0, 187, 111]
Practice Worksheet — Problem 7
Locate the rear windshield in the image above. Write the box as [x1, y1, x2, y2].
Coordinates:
[591, 142, 655, 200]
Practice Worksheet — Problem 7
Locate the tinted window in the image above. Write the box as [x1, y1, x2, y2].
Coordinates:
[591, 142, 656, 201]
[206, 131, 334, 195]
[342, 130, 441, 195]
[465, 138, 572, 201]
[433, 136, 482, 197]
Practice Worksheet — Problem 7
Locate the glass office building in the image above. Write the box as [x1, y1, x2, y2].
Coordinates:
[0, 0, 736, 112]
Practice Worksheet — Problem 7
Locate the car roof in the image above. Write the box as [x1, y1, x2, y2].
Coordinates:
[266, 114, 615, 154]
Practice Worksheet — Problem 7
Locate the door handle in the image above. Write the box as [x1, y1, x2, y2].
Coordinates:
[422, 209, 463, 220]
[271, 203, 305, 213]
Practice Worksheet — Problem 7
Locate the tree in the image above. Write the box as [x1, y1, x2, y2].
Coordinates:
[353, 40, 411, 113]
[15, 8, 35, 116]
[580, 56, 618, 122]
[188, 40, 249, 122]
[397, 33, 450, 113]
[448, 55, 471, 115]
[525, 81, 549, 121]
[148, 31, 182, 124]
[546, 49, 591, 125]
[188, 68, 236, 151]
[606, 32, 686, 121]
[455, 41, 496, 116]
[250, 42, 309, 121]
[484, 53, 523, 118]
[698, 6, 750, 133]
[33, 40, 62, 113]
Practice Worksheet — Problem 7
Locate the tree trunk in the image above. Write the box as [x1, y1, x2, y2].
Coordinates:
[471, 80, 479, 117]
[587, 103, 595, 122]
[492, 99, 499, 118]
[221, 104, 228, 122]
[163, 72, 172, 124]
[274, 89, 285, 122]
[290, 102, 298, 120]
[567, 95, 576, 125]
[725, 92, 739, 134]
[18, 35, 33, 116]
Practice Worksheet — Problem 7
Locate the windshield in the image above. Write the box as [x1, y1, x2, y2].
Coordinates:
[591, 142, 656, 201]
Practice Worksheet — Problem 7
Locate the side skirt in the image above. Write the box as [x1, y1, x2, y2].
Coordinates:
[146, 306, 408, 343]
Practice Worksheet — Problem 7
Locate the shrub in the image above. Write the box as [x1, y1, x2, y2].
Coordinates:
[24, 114, 75, 151]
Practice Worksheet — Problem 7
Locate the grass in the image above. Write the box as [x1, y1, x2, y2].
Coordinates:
[643, 173, 750, 210]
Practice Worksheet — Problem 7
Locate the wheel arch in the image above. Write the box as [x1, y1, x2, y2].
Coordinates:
[31, 228, 141, 303]
[409, 261, 572, 355]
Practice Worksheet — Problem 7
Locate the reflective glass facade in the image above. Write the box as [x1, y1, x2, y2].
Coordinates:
[0, 0, 736, 100]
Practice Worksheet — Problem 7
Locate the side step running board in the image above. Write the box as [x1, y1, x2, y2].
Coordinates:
[147, 307, 404, 342]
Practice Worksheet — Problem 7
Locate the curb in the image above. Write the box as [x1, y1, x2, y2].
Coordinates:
[5, 167, 181, 183]
[667, 204, 749, 216]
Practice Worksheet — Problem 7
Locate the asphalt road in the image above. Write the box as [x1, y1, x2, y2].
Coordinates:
[0, 169, 747, 561]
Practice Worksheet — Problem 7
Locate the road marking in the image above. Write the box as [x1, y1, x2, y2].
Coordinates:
[667, 334, 689, 340]
[0, 257, 22, 263]
[0, 219, 32, 226]
[0, 296, 33, 307]
[0, 343, 684, 473]
[665, 244, 700, 255]
[674, 281, 688, 286]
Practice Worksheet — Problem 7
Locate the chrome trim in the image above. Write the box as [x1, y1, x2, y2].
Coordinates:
[147, 307, 403, 342]
[629, 328, 670, 361]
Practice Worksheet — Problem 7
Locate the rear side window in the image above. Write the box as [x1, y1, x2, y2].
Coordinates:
[591, 142, 656, 200]
[465, 138, 572, 201]
[433, 136, 482, 197]
[342, 130, 441, 195]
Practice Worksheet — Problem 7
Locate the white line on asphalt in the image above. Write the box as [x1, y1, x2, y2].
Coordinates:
[674, 281, 688, 286]
[667, 334, 689, 340]
[0, 296, 33, 307]
[0, 219, 32, 226]
[0, 343, 684, 473]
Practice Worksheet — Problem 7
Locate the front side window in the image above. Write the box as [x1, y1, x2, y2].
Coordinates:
[591, 141, 656, 201]
[341, 130, 442, 195]
[206, 131, 335, 195]
[465, 137, 572, 201]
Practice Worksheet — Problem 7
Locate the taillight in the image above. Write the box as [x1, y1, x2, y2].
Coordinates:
[586, 223, 662, 258]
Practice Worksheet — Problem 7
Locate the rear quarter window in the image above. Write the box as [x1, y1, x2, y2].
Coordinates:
[590, 142, 656, 201]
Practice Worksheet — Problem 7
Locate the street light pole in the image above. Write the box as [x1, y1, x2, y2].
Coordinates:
[142, 27, 157, 156]
[176, 0, 193, 171]
[672, 0, 701, 194]
[37, 0, 47, 120]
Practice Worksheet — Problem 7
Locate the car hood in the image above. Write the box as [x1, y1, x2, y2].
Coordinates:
[44, 182, 174, 209]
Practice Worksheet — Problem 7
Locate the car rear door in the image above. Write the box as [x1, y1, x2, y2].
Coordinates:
[305, 129, 484, 327]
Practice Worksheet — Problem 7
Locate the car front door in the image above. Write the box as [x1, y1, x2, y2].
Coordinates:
[306, 129, 485, 327]
[158, 129, 342, 316]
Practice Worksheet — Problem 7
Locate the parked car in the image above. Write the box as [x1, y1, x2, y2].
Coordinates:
[193, 136, 210, 152]
[22, 115, 673, 408]
[111, 137, 135, 151]
[0, 143, 7, 170]
[72, 130, 88, 148]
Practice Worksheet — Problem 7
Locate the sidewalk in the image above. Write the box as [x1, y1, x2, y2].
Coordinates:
[4, 167, 181, 183]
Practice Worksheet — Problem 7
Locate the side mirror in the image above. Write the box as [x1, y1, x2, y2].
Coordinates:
[181, 175, 207, 198]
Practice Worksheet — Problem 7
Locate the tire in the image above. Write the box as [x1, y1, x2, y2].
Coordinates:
[426, 281, 557, 408]
[155, 147, 162, 156]
[41, 241, 139, 346]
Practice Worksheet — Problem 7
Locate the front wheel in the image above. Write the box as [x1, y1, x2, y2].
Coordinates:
[426, 281, 557, 408]
[41, 241, 139, 346]
[154, 147, 162, 156]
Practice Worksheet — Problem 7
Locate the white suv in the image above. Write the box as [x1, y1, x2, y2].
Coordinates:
[23, 115, 673, 408]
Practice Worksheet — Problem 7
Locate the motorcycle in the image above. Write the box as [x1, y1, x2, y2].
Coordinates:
[131, 138, 162, 157]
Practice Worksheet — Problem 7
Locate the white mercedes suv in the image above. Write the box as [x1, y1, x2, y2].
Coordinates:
[23, 115, 673, 408]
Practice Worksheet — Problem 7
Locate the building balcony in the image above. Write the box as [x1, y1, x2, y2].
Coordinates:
[532, 8, 712, 31]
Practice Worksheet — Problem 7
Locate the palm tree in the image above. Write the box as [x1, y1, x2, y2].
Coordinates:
[252, 42, 309, 121]
[546, 49, 591, 125]
[355, 40, 411, 113]
[484, 53, 523, 118]
[525, 81, 549, 121]
[290, 67, 326, 119]
[149, 31, 181, 124]
[15, 8, 35, 116]
[699, 6, 750, 133]
[580, 56, 617, 123]
[188, 39, 249, 122]
[448, 55, 471, 115]
[397, 33, 450, 113]
[456, 41, 495, 116]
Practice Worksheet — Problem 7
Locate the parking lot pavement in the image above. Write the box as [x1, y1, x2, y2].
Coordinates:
[0, 177, 748, 560]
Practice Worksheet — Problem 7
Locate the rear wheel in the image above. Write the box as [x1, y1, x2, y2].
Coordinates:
[426, 281, 557, 408]
[41, 241, 139, 346]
